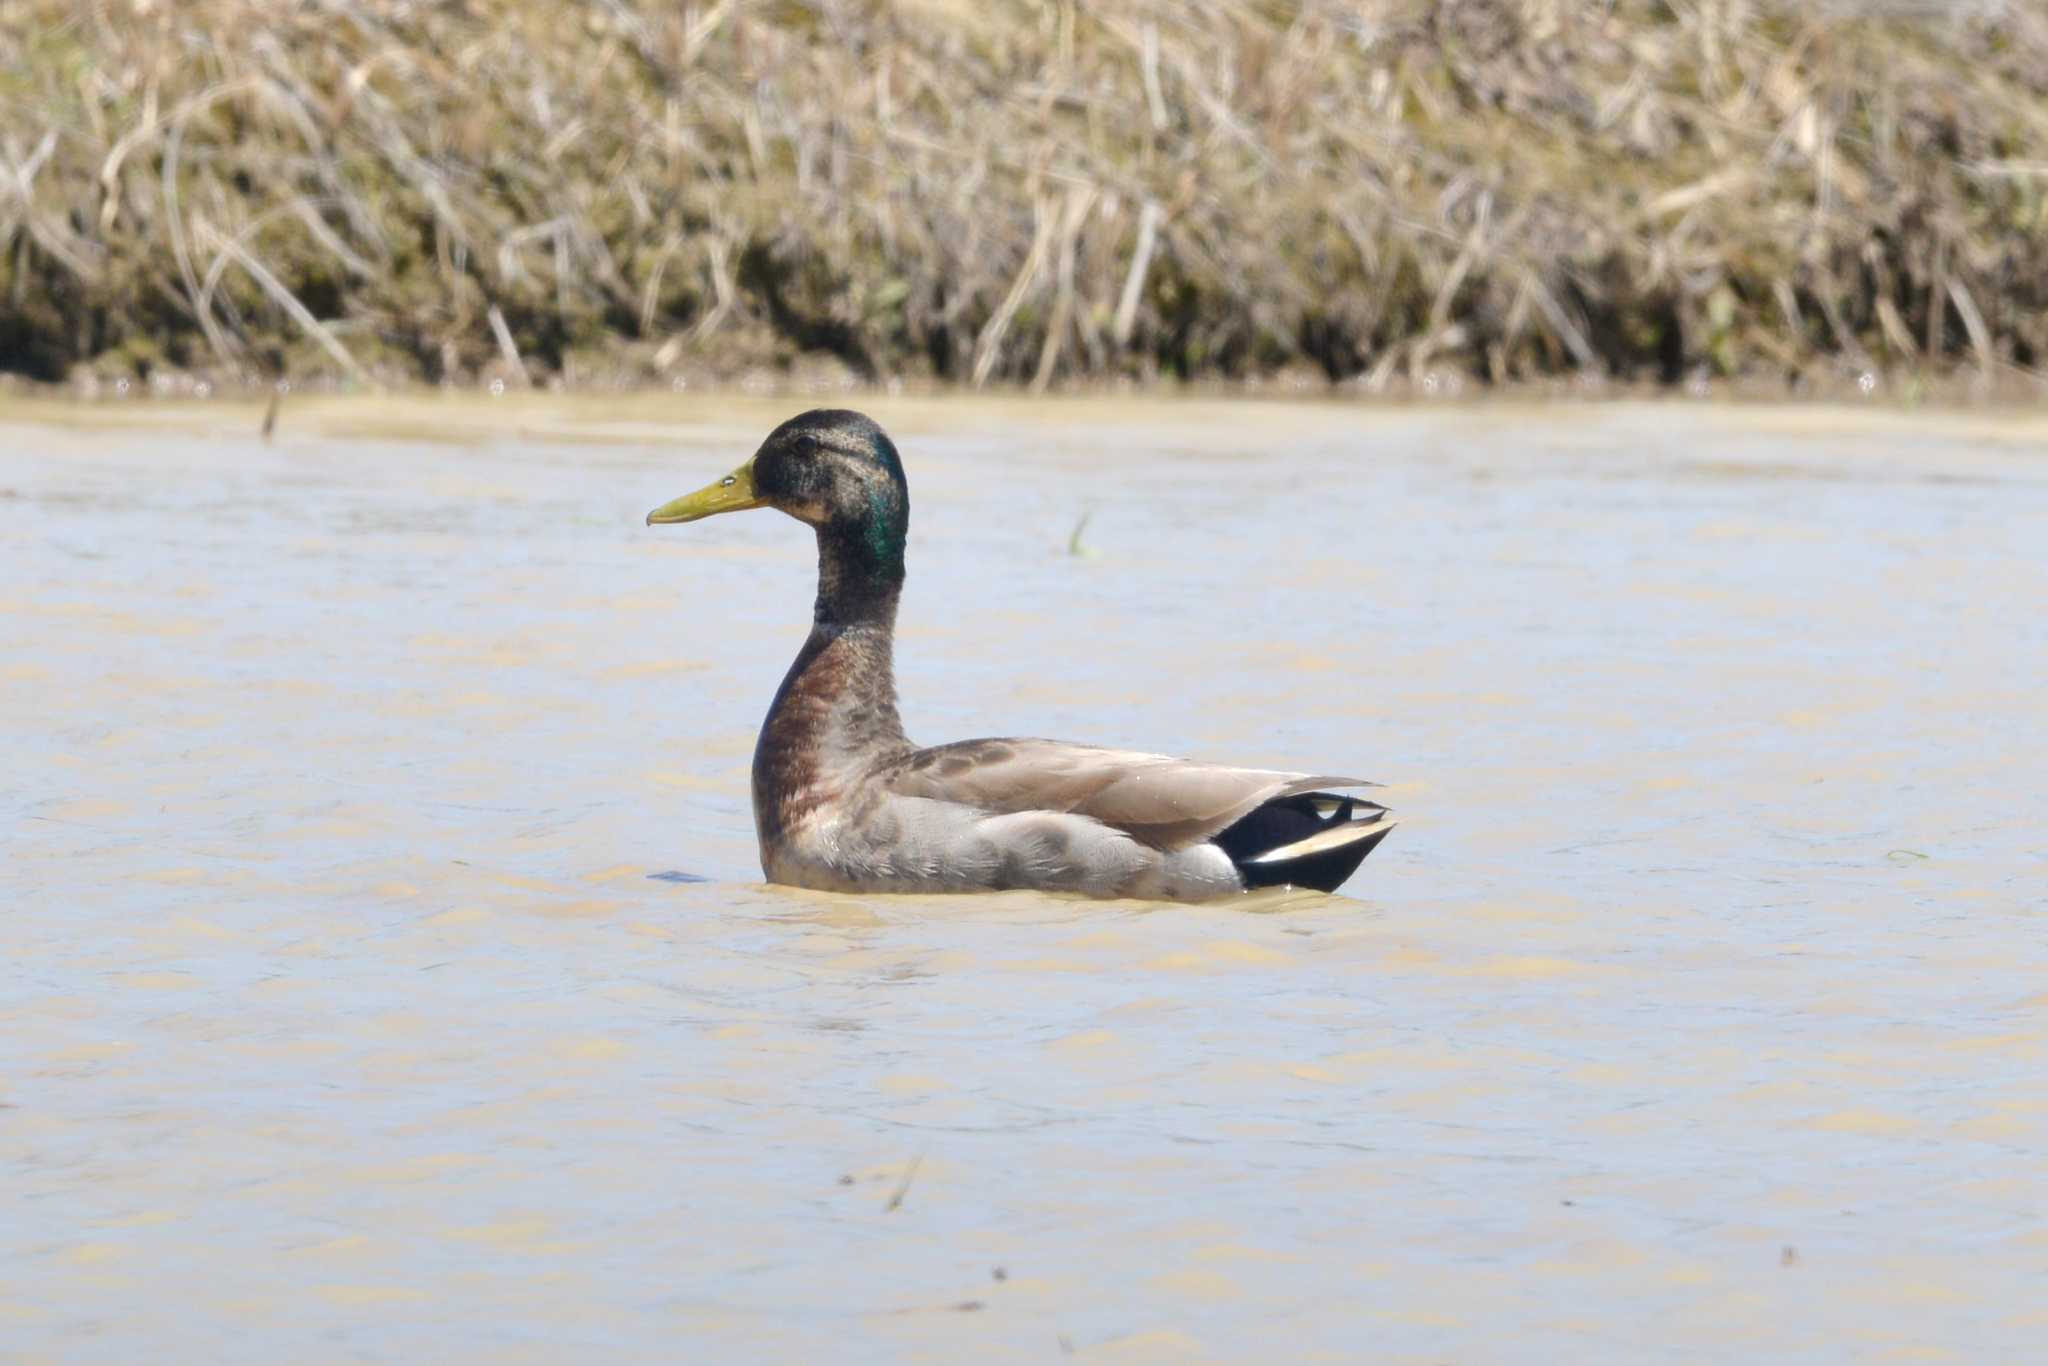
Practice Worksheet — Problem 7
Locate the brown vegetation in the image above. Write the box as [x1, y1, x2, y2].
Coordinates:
[1, 0, 2044, 393]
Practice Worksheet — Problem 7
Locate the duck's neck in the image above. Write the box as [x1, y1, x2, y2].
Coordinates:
[751, 529, 910, 847]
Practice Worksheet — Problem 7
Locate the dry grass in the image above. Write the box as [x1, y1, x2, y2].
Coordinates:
[2, 0, 2044, 394]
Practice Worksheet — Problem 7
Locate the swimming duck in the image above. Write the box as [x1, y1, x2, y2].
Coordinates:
[646, 409, 1394, 900]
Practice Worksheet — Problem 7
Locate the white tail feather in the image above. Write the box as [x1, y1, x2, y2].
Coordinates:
[1247, 816, 1398, 864]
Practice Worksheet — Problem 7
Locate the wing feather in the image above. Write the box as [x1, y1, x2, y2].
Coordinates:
[884, 737, 1377, 851]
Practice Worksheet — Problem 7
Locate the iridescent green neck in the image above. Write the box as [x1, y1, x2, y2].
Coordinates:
[814, 490, 907, 627]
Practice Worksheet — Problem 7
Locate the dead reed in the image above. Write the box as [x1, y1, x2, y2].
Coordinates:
[1, 0, 2043, 393]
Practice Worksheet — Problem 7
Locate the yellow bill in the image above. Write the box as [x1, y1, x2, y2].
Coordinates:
[646, 462, 762, 525]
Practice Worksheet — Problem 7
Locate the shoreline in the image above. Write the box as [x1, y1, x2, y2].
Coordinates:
[6, 4, 2044, 399]
[6, 388, 2045, 455]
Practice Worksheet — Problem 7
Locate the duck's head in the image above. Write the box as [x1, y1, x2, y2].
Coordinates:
[647, 408, 909, 577]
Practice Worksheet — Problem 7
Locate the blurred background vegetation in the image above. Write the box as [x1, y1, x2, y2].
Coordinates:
[1, 0, 2043, 395]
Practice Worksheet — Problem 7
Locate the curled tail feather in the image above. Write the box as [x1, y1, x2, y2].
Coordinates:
[1211, 793, 1395, 893]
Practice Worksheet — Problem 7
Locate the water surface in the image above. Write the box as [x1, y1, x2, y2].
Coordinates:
[5, 397, 2046, 1361]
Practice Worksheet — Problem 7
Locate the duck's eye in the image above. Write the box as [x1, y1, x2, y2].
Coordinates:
[795, 432, 820, 454]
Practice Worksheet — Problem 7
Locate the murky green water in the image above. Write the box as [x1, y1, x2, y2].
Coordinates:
[5, 397, 2045, 1361]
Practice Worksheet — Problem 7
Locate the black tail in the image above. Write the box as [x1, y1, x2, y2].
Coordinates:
[1211, 793, 1395, 893]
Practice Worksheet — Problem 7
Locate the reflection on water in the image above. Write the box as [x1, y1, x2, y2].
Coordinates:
[5, 398, 2046, 1360]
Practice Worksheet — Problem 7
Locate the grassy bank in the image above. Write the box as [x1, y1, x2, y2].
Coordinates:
[2, 0, 2044, 394]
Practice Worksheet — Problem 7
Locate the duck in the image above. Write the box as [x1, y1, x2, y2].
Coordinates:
[645, 409, 1394, 901]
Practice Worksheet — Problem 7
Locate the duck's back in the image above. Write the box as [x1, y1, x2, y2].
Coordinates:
[760, 736, 1392, 900]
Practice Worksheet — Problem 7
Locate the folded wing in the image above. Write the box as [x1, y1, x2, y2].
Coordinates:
[884, 737, 1379, 850]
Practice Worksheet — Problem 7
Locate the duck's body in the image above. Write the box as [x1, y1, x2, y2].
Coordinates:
[648, 410, 1394, 901]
